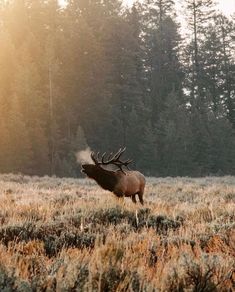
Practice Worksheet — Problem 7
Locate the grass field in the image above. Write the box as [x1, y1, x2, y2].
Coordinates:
[0, 174, 234, 291]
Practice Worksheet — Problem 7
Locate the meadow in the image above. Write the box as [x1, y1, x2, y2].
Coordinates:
[0, 174, 234, 291]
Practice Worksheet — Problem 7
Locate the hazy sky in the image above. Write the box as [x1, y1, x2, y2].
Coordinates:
[123, 0, 235, 16]
[217, 0, 235, 15]
[59, 0, 235, 16]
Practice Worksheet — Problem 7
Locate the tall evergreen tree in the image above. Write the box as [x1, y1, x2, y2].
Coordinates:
[216, 14, 235, 128]
[184, 0, 216, 110]
[142, 0, 183, 123]
[7, 95, 33, 174]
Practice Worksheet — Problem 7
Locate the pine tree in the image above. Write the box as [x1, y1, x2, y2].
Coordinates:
[139, 122, 158, 175]
[216, 14, 235, 128]
[184, 0, 216, 111]
[29, 121, 50, 176]
[153, 89, 194, 176]
[7, 95, 33, 174]
[0, 30, 16, 108]
[0, 119, 11, 173]
[142, 0, 183, 123]
[199, 24, 225, 114]
[206, 116, 235, 174]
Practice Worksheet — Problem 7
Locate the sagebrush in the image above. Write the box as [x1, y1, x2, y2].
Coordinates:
[0, 174, 234, 291]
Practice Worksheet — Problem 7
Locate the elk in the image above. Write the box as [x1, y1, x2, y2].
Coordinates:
[81, 148, 145, 204]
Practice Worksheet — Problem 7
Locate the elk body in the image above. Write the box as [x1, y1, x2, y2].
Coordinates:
[81, 148, 145, 204]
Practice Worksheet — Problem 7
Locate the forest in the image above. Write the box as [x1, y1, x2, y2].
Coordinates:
[0, 0, 234, 177]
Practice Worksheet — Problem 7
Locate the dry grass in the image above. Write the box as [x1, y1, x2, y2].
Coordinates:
[0, 174, 234, 291]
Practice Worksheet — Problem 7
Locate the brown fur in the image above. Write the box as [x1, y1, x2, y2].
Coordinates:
[81, 164, 145, 204]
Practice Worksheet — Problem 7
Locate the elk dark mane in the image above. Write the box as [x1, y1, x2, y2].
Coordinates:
[81, 148, 146, 204]
[90, 167, 118, 192]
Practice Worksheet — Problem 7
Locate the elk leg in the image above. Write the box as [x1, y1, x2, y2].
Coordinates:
[137, 192, 144, 205]
[131, 195, 137, 204]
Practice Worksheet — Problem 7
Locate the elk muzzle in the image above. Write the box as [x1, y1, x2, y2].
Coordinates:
[81, 164, 98, 178]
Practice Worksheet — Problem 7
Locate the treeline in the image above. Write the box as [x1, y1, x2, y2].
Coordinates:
[0, 0, 234, 177]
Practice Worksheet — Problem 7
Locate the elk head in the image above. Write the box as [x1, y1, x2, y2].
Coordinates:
[81, 147, 132, 177]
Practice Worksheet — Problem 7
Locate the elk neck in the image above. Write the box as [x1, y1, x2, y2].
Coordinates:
[92, 167, 118, 192]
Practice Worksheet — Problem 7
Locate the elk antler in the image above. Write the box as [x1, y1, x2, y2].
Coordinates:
[90, 147, 132, 173]
[91, 151, 100, 165]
